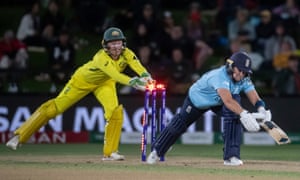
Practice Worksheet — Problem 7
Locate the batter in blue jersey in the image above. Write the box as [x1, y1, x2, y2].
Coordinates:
[189, 65, 254, 108]
[147, 51, 273, 166]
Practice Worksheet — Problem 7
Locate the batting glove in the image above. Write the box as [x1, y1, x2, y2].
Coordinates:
[129, 77, 147, 91]
[240, 110, 260, 132]
[258, 107, 272, 122]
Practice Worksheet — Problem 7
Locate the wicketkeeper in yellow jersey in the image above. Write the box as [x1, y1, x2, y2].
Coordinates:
[6, 27, 154, 161]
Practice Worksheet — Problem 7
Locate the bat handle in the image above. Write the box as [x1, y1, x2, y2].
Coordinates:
[251, 112, 265, 119]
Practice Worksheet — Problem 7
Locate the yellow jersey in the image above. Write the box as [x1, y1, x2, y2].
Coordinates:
[72, 47, 148, 85]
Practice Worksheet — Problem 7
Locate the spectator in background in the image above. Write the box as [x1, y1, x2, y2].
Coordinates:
[137, 45, 166, 83]
[256, 27, 297, 89]
[254, 9, 275, 55]
[16, 1, 46, 47]
[161, 26, 194, 65]
[264, 22, 297, 68]
[272, 0, 300, 38]
[161, 11, 175, 37]
[132, 4, 160, 60]
[41, 0, 66, 45]
[131, 23, 158, 53]
[166, 47, 194, 95]
[184, 2, 214, 72]
[228, 38, 242, 55]
[49, 29, 75, 91]
[136, 45, 156, 72]
[0, 30, 28, 93]
[272, 54, 300, 96]
[217, 1, 246, 14]
[185, 2, 203, 41]
[193, 39, 214, 73]
[272, 39, 295, 71]
[215, 0, 246, 33]
[161, 25, 212, 73]
[228, 8, 256, 46]
[38, 29, 75, 93]
[134, 4, 160, 44]
[157, 11, 176, 59]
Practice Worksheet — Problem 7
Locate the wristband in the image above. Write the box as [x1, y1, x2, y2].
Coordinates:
[255, 100, 265, 109]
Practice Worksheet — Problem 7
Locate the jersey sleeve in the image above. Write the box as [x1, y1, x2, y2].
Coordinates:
[242, 77, 255, 93]
[95, 53, 132, 85]
[123, 48, 149, 76]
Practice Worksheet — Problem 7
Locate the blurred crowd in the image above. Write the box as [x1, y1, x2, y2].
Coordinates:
[1, 0, 300, 97]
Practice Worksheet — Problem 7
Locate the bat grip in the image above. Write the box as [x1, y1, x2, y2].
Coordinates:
[251, 112, 265, 119]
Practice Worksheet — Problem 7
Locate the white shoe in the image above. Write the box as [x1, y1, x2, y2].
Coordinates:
[6, 135, 20, 150]
[102, 152, 125, 161]
[224, 156, 243, 166]
[146, 150, 159, 164]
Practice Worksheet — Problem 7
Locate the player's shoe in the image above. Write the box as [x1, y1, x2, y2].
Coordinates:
[146, 150, 159, 164]
[6, 135, 20, 150]
[224, 156, 243, 166]
[102, 152, 125, 161]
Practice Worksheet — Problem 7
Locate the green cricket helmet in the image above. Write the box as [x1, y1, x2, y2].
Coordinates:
[102, 27, 126, 48]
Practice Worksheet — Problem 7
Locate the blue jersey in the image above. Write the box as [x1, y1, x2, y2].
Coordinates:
[188, 66, 255, 109]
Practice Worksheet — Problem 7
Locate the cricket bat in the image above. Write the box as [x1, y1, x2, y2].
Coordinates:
[252, 112, 291, 145]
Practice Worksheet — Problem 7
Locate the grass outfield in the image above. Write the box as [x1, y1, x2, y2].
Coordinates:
[0, 144, 300, 180]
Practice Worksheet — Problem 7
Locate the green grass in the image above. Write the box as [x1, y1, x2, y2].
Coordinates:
[1, 144, 299, 161]
[1, 144, 300, 179]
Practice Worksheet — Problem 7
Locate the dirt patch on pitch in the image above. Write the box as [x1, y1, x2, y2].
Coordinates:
[1, 155, 299, 180]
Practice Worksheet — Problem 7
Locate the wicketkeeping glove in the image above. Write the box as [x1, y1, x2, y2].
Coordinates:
[129, 77, 147, 91]
[240, 110, 260, 132]
[141, 72, 155, 84]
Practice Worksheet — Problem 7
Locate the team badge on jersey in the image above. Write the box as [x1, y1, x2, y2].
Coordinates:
[119, 61, 126, 68]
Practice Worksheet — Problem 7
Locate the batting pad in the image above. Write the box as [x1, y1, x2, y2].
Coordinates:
[14, 99, 58, 143]
[103, 105, 123, 156]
